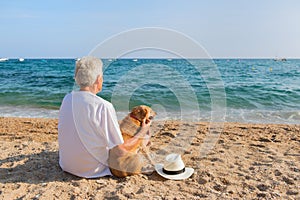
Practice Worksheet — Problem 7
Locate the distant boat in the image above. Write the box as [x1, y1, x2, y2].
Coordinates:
[132, 59, 138, 62]
[0, 58, 9, 62]
[274, 57, 287, 62]
[19, 58, 24, 62]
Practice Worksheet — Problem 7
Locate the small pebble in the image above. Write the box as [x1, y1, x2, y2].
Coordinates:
[74, 187, 80, 194]
[96, 180, 105, 184]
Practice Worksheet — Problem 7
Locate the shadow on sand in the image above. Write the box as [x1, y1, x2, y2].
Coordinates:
[0, 151, 166, 184]
[0, 151, 81, 184]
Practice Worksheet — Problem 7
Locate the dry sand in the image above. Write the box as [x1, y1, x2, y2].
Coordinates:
[0, 117, 299, 199]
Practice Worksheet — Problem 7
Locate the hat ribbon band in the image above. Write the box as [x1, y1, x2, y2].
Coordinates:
[163, 167, 185, 175]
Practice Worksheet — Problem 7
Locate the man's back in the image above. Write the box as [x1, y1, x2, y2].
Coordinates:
[58, 91, 123, 178]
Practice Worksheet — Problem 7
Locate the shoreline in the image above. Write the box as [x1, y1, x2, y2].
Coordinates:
[0, 112, 300, 125]
[0, 117, 299, 199]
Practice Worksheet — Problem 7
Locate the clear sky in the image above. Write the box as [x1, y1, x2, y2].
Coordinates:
[1, 0, 299, 58]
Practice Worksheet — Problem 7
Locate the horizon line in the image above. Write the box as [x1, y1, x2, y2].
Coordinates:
[2, 56, 300, 59]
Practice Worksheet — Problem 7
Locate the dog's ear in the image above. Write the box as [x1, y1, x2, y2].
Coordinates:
[143, 107, 149, 116]
[143, 107, 150, 123]
[131, 106, 147, 121]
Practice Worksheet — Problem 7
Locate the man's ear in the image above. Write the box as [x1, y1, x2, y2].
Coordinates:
[96, 75, 103, 92]
[97, 75, 103, 84]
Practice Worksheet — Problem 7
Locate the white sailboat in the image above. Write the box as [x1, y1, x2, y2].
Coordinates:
[19, 58, 25, 62]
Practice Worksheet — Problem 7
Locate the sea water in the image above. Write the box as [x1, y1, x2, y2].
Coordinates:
[0, 58, 299, 124]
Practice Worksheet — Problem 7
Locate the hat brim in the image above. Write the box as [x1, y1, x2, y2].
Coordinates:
[155, 164, 194, 180]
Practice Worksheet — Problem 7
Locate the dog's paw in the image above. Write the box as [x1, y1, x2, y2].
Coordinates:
[141, 164, 155, 175]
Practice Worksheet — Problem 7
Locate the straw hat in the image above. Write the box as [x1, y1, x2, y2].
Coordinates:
[155, 154, 194, 180]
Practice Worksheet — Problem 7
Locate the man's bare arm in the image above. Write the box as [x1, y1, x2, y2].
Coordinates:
[110, 119, 151, 155]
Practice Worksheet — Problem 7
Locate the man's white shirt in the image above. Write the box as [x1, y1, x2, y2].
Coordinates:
[58, 91, 123, 178]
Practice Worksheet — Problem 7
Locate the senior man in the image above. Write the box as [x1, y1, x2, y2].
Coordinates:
[58, 56, 150, 178]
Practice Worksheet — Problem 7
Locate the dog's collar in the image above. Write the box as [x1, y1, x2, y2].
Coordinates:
[130, 113, 142, 123]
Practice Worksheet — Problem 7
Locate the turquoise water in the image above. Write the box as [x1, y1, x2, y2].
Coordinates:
[0, 58, 299, 124]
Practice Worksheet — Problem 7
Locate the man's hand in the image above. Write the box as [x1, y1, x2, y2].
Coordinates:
[139, 119, 152, 146]
[113, 118, 152, 153]
[135, 118, 151, 139]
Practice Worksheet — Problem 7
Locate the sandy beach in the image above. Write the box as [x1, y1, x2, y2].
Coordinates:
[0, 117, 299, 199]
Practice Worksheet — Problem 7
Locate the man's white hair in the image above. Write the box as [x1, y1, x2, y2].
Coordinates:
[75, 56, 103, 87]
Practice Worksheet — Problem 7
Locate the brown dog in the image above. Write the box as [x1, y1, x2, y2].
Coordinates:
[108, 105, 156, 177]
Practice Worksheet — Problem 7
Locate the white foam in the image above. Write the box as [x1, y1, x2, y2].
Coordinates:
[0, 105, 298, 124]
[225, 109, 300, 124]
[0, 105, 59, 119]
